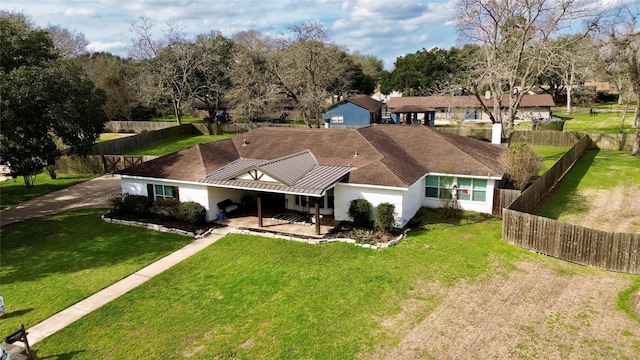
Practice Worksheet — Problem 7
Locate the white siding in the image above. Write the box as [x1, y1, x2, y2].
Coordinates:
[420, 176, 498, 214]
[334, 183, 406, 226]
[207, 187, 245, 220]
[120, 177, 214, 220]
[401, 180, 424, 226]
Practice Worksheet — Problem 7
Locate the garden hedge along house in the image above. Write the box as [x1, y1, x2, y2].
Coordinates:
[117, 125, 507, 234]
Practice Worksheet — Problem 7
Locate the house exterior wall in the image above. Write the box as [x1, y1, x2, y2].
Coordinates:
[120, 177, 214, 220]
[207, 187, 245, 219]
[333, 183, 407, 226]
[420, 175, 498, 214]
[401, 179, 425, 225]
[323, 102, 372, 127]
[283, 194, 333, 216]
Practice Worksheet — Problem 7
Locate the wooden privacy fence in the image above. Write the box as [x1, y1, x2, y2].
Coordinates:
[105, 121, 179, 132]
[503, 209, 640, 274]
[502, 134, 640, 274]
[55, 155, 154, 174]
[509, 135, 596, 214]
[492, 188, 521, 217]
[438, 128, 634, 150]
[93, 124, 200, 155]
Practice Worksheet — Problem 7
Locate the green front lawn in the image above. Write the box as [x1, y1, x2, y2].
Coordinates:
[0, 209, 193, 336]
[32, 212, 527, 359]
[124, 134, 235, 156]
[0, 173, 97, 210]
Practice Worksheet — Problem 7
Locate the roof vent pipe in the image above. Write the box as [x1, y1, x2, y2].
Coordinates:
[242, 139, 249, 146]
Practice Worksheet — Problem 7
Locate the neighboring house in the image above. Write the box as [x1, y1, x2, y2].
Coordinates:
[117, 125, 506, 234]
[322, 95, 385, 127]
[387, 94, 556, 124]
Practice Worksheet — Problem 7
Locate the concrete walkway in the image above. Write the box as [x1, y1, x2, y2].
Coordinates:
[22, 226, 232, 346]
[1, 174, 233, 355]
[0, 174, 121, 227]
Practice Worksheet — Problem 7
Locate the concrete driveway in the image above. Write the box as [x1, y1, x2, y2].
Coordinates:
[0, 174, 121, 228]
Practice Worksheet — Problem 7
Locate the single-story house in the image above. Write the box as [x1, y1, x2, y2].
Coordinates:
[387, 94, 555, 124]
[322, 95, 385, 127]
[117, 125, 507, 234]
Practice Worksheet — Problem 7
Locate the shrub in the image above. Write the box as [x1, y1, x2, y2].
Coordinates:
[348, 198, 372, 229]
[176, 201, 207, 224]
[122, 194, 152, 214]
[117, 128, 127, 133]
[502, 143, 543, 190]
[109, 193, 152, 214]
[151, 198, 180, 218]
[375, 202, 396, 232]
[468, 131, 490, 142]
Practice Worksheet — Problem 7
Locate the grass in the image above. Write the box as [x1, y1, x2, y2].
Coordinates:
[0, 209, 194, 336]
[531, 145, 570, 175]
[0, 173, 97, 210]
[151, 115, 202, 123]
[31, 210, 528, 359]
[97, 133, 136, 142]
[124, 134, 236, 156]
[539, 150, 640, 219]
[551, 105, 637, 134]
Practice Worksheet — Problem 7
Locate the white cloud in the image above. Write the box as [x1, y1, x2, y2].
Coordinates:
[63, 7, 96, 17]
[86, 41, 128, 53]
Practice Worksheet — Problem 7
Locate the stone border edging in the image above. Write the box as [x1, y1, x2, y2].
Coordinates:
[101, 214, 218, 239]
[231, 228, 406, 250]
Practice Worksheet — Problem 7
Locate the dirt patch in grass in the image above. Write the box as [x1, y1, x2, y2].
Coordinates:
[374, 261, 639, 360]
[560, 185, 640, 233]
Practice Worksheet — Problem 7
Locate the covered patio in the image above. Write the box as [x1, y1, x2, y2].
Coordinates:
[221, 212, 340, 238]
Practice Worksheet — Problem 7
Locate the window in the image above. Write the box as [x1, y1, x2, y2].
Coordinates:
[456, 178, 487, 202]
[425, 176, 453, 198]
[154, 185, 178, 200]
[426, 176, 487, 203]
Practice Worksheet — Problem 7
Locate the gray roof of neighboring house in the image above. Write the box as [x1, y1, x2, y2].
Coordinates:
[118, 125, 507, 194]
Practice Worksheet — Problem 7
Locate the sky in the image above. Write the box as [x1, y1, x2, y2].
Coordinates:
[1, 0, 639, 70]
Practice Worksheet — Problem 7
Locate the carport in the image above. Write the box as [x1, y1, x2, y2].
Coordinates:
[390, 105, 436, 126]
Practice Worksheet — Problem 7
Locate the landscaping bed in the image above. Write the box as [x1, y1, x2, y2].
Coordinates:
[102, 210, 224, 237]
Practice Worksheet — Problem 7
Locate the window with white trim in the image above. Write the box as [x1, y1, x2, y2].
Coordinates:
[456, 178, 487, 202]
[154, 184, 177, 200]
[426, 176, 487, 202]
[425, 176, 453, 198]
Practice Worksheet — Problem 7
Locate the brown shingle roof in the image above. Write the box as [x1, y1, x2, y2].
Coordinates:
[387, 94, 555, 110]
[118, 125, 506, 189]
[327, 95, 384, 113]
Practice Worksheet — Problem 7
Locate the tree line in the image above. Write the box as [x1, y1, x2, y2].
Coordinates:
[1, 1, 639, 186]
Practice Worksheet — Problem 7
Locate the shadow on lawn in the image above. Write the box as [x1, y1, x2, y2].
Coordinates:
[0, 210, 192, 285]
[537, 150, 597, 219]
[35, 349, 86, 360]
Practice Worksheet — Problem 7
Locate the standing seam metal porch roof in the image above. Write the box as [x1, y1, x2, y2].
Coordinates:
[200, 150, 352, 196]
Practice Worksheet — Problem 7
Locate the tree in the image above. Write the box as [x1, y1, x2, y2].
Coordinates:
[44, 24, 89, 58]
[0, 12, 107, 187]
[190, 31, 235, 121]
[597, 8, 640, 155]
[227, 30, 280, 121]
[380, 47, 466, 95]
[129, 18, 234, 124]
[77, 52, 139, 120]
[456, 0, 601, 136]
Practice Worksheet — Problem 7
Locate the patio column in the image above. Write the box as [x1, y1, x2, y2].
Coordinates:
[257, 194, 263, 228]
[314, 198, 320, 235]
